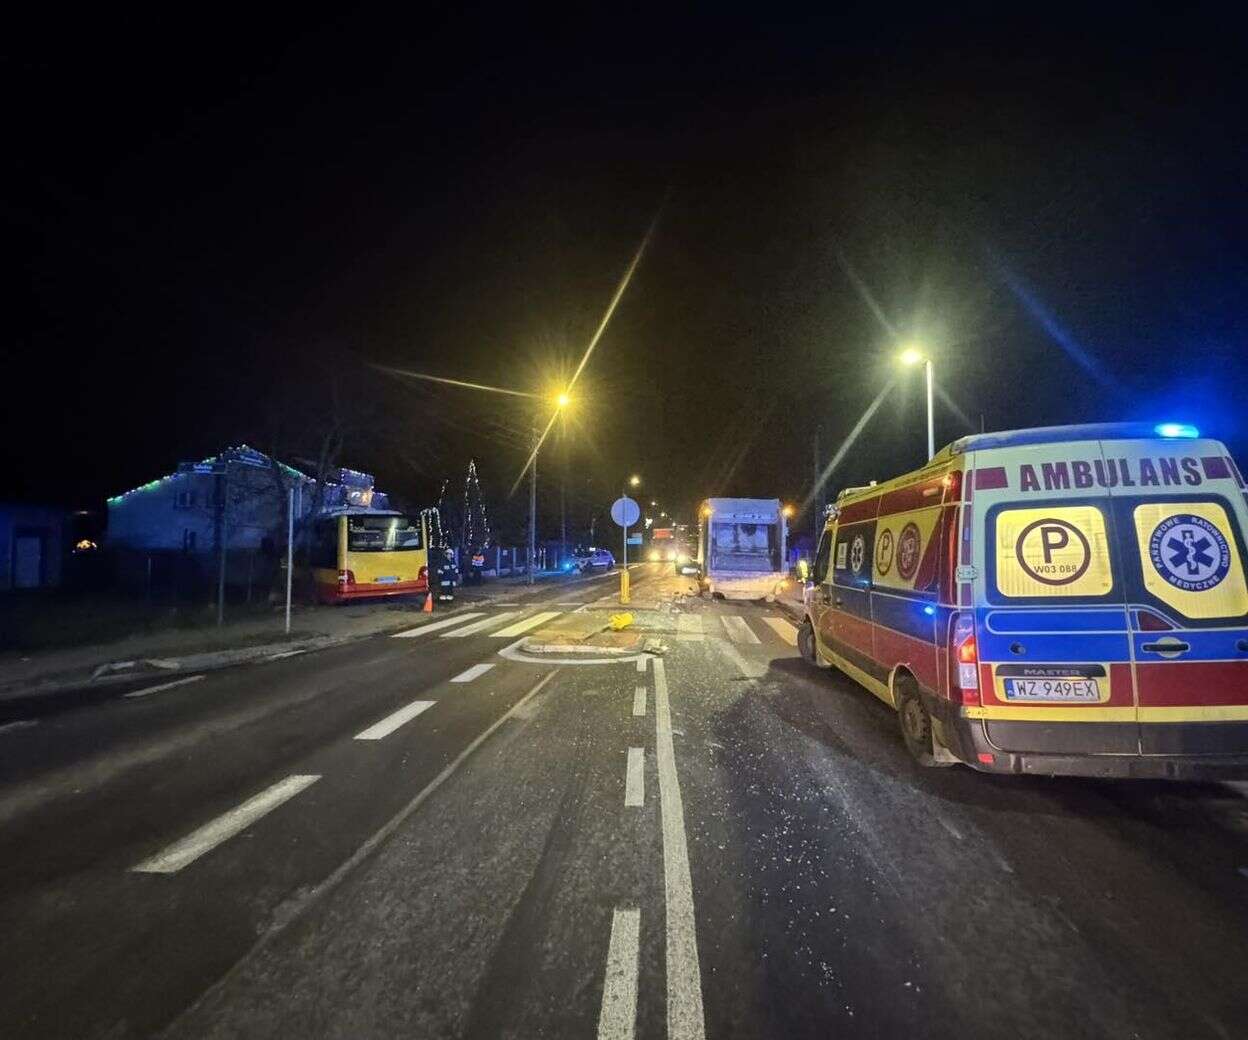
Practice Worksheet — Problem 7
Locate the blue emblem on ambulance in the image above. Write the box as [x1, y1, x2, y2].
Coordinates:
[1148, 514, 1230, 592]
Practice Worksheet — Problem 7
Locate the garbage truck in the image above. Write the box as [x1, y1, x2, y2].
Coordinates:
[696, 498, 788, 600]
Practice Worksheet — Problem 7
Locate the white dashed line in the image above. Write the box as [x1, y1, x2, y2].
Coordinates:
[131, 774, 320, 874]
[354, 699, 435, 740]
[762, 617, 798, 646]
[441, 611, 523, 638]
[124, 674, 206, 699]
[720, 615, 761, 644]
[653, 658, 706, 1038]
[624, 747, 645, 807]
[635, 657, 649, 674]
[491, 611, 562, 637]
[633, 685, 647, 717]
[392, 613, 485, 638]
[451, 663, 495, 683]
[597, 907, 641, 1040]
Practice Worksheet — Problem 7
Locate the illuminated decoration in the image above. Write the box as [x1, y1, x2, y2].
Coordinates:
[106, 445, 310, 504]
[462, 458, 491, 549]
[1154, 422, 1200, 439]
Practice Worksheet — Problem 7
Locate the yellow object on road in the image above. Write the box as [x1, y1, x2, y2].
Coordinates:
[609, 612, 634, 631]
[619, 569, 630, 604]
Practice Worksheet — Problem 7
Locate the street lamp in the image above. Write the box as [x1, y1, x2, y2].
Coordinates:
[899, 345, 934, 461]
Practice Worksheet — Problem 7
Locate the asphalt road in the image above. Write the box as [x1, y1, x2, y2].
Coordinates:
[3, 563, 1247, 1039]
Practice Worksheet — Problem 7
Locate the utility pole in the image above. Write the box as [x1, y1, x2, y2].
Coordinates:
[215, 462, 228, 626]
[812, 425, 822, 547]
[284, 485, 294, 635]
[528, 421, 538, 585]
[560, 411, 567, 568]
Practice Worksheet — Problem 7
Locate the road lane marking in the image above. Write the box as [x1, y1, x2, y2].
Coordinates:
[762, 617, 798, 646]
[451, 662, 496, 683]
[266, 649, 306, 660]
[625, 747, 645, 806]
[556, 601, 586, 606]
[441, 611, 522, 638]
[354, 699, 436, 740]
[123, 674, 206, 699]
[491, 611, 562, 637]
[170, 669, 563, 1023]
[597, 907, 641, 1040]
[392, 612, 485, 637]
[720, 615, 761, 644]
[633, 686, 647, 717]
[0, 720, 38, 735]
[717, 639, 767, 679]
[652, 658, 707, 1038]
[635, 657, 648, 674]
[131, 774, 320, 874]
[493, 602, 522, 606]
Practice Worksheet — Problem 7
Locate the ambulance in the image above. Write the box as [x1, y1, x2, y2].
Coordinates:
[798, 422, 1248, 777]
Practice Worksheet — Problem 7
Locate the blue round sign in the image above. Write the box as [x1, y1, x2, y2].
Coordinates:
[1148, 513, 1231, 592]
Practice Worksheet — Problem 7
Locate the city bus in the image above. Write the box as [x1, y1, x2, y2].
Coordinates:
[303, 509, 431, 604]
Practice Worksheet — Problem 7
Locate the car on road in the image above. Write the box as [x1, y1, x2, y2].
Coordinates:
[567, 547, 615, 573]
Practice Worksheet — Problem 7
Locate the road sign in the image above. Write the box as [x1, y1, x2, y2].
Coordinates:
[627, 535, 643, 545]
[611, 496, 641, 528]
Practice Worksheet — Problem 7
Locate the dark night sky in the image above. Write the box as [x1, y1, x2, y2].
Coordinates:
[6, 9, 1247, 537]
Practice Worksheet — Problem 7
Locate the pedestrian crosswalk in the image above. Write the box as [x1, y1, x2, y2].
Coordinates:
[392, 606, 800, 647]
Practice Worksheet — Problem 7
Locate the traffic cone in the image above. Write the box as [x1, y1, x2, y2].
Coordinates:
[423, 591, 434, 613]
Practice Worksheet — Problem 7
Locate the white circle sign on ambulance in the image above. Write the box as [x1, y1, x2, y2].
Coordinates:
[1148, 513, 1230, 592]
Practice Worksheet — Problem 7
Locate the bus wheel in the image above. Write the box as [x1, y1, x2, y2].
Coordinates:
[895, 677, 937, 766]
[797, 619, 825, 668]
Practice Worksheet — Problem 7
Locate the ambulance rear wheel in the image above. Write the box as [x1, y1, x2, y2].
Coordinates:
[896, 677, 936, 767]
[797, 619, 827, 669]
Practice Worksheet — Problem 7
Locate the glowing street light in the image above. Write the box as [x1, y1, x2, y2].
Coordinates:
[556, 391, 571, 409]
[898, 344, 934, 461]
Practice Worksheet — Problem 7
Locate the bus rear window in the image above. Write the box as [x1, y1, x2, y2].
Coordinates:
[1130, 501, 1248, 620]
[710, 522, 777, 572]
[348, 516, 423, 552]
[992, 504, 1114, 599]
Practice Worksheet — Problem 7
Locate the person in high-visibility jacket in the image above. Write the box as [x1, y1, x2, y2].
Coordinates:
[435, 549, 458, 602]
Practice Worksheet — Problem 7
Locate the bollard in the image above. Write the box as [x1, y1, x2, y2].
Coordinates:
[619, 568, 630, 604]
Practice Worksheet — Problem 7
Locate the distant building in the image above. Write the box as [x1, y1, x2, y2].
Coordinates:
[0, 503, 69, 590]
[105, 446, 394, 592]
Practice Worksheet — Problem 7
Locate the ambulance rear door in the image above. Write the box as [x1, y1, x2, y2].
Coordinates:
[1102, 439, 1248, 755]
[973, 442, 1137, 756]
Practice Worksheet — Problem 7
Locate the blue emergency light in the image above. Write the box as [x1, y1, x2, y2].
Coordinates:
[1154, 422, 1200, 439]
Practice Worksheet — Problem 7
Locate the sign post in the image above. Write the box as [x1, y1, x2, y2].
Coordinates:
[611, 495, 641, 604]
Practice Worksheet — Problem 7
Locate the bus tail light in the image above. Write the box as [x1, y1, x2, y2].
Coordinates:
[338, 569, 355, 587]
[418, 565, 428, 583]
[950, 612, 980, 704]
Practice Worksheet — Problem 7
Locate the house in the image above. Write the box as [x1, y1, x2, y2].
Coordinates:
[0, 503, 69, 590]
[106, 446, 393, 592]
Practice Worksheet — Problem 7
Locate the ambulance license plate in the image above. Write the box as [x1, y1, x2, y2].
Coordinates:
[1003, 678, 1100, 702]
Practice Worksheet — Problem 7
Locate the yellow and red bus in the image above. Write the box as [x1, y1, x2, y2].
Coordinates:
[303, 509, 431, 604]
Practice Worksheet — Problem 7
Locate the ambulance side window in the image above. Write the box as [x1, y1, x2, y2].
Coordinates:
[813, 529, 833, 584]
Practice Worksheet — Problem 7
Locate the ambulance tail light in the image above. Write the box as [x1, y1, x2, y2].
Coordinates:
[950, 612, 980, 704]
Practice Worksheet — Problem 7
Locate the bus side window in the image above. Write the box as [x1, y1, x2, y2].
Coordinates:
[813, 528, 834, 584]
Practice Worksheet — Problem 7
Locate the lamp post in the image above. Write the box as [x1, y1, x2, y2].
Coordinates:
[527, 391, 572, 585]
[622, 474, 641, 567]
[899, 346, 934, 461]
